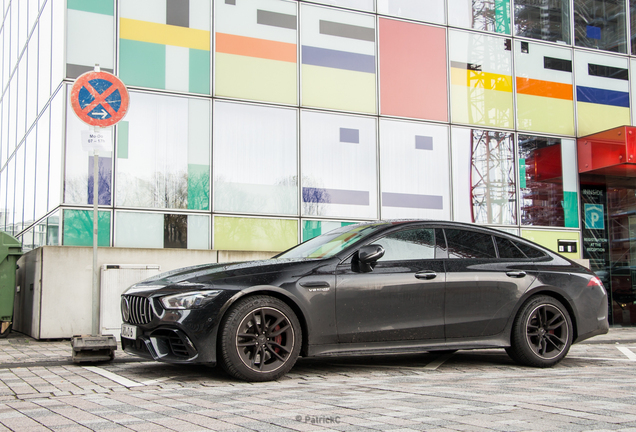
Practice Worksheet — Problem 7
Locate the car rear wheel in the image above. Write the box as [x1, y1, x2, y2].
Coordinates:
[507, 295, 572, 367]
[218, 295, 302, 382]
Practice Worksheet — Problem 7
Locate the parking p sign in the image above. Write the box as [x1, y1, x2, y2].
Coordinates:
[584, 203, 604, 230]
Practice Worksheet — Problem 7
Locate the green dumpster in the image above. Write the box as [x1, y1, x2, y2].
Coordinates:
[0, 232, 22, 338]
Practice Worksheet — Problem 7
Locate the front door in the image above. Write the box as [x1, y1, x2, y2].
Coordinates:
[335, 227, 446, 343]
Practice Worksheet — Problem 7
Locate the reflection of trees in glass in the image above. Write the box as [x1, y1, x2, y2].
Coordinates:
[164, 214, 187, 249]
[574, 0, 626, 53]
[116, 170, 189, 209]
[301, 175, 329, 216]
[465, 36, 512, 127]
[470, 129, 516, 224]
[518, 136, 564, 227]
[64, 158, 112, 206]
[214, 175, 297, 215]
[514, 0, 570, 42]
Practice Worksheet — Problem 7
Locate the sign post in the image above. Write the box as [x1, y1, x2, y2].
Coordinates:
[69, 65, 129, 362]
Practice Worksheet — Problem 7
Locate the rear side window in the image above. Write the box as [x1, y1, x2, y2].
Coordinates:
[444, 229, 497, 259]
[514, 241, 547, 258]
[496, 237, 527, 259]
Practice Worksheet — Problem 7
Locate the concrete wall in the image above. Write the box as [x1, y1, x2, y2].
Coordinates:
[14, 246, 276, 339]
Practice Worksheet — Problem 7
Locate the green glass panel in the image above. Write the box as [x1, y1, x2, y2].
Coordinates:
[214, 217, 297, 252]
[189, 49, 210, 95]
[63, 210, 111, 247]
[117, 121, 129, 159]
[187, 164, 210, 210]
[563, 191, 579, 228]
[302, 220, 356, 241]
[67, 0, 113, 15]
[495, 0, 511, 34]
[302, 221, 322, 242]
[519, 158, 526, 189]
[119, 40, 166, 90]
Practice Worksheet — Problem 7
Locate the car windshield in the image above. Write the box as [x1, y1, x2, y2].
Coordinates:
[276, 223, 387, 259]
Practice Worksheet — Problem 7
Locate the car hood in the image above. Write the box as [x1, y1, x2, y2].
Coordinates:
[123, 258, 322, 294]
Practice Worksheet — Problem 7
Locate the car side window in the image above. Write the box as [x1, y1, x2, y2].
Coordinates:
[445, 229, 497, 259]
[374, 228, 436, 261]
[495, 236, 527, 259]
[513, 241, 547, 258]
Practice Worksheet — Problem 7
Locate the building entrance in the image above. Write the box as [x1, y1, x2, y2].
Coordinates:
[581, 175, 636, 326]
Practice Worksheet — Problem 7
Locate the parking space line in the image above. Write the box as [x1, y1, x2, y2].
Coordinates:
[616, 346, 636, 361]
[423, 352, 455, 370]
[83, 366, 144, 387]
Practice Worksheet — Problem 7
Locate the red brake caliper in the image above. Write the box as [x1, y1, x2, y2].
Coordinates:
[274, 325, 282, 353]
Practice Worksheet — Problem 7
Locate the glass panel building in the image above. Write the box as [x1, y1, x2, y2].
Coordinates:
[5, 0, 636, 325]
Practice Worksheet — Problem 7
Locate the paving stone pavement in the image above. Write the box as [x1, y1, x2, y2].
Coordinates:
[1, 329, 636, 432]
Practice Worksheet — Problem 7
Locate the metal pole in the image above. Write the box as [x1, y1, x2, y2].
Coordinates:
[92, 64, 101, 337]
[92, 145, 99, 336]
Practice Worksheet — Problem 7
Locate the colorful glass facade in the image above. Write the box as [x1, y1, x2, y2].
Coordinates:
[4, 0, 636, 257]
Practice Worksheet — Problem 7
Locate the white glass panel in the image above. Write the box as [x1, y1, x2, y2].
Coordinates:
[379, 119, 450, 220]
[5, 157, 14, 234]
[0, 168, 6, 232]
[66, 7, 115, 77]
[26, 27, 38, 129]
[18, 0, 28, 53]
[17, 54, 27, 141]
[187, 214, 209, 249]
[64, 86, 113, 206]
[37, 6, 52, 115]
[13, 144, 24, 232]
[449, 30, 513, 129]
[10, 4, 17, 74]
[115, 211, 163, 248]
[575, 50, 629, 136]
[377, 0, 445, 24]
[50, 0, 64, 88]
[214, 101, 297, 215]
[116, 92, 210, 210]
[8, 77, 17, 155]
[452, 127, 516, 225]
[24, 130, 36, 226]
[304, 0, 374, 12]
[35, 111, 50, 219]
[48, 89, 64, 209]
[301, 110, 377, 219]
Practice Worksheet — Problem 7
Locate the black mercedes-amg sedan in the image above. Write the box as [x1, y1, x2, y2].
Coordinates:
[120, 220, 609, 381]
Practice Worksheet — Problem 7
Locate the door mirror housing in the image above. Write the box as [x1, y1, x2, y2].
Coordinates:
[353, 244, 385, 273]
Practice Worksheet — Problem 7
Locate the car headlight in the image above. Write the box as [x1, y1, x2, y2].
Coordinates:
[160, 290, 221, 310]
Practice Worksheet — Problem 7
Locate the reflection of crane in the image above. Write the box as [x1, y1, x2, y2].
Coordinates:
[470, 129, 516, 224]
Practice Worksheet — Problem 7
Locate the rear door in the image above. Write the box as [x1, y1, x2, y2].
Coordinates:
[443, 228, 537, 339]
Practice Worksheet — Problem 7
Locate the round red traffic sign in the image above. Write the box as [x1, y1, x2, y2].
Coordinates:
[71, 71, 130, 127]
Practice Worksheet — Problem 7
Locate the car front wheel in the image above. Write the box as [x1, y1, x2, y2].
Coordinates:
[506, 295, 573, 367]
[218, 295, 302, 381]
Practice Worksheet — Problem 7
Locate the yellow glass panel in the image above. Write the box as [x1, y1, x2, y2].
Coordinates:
[521, 229, 579, 260]
[214, 217, 298, 252]
[302, 65, 376, 114]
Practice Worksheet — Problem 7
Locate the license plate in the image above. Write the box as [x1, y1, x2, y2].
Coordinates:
[121, 324, 138, 340]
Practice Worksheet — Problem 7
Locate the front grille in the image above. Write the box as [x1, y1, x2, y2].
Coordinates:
[125, 295, 153, 325]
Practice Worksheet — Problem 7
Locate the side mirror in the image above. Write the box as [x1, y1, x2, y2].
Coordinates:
[353, 244, 385, 273]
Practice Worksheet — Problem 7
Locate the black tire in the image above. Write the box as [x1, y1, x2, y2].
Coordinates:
[218, 295, 302, 382]
[507, 295, 573, 368]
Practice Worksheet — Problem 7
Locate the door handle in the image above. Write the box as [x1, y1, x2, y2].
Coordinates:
[506, 271, 526, 278]
[300, 281, 331, 288]
[415, 270, 437, 280]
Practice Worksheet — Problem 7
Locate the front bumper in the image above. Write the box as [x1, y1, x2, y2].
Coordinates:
[120, 291, 233, 364]
[121, 327, 216, 365]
